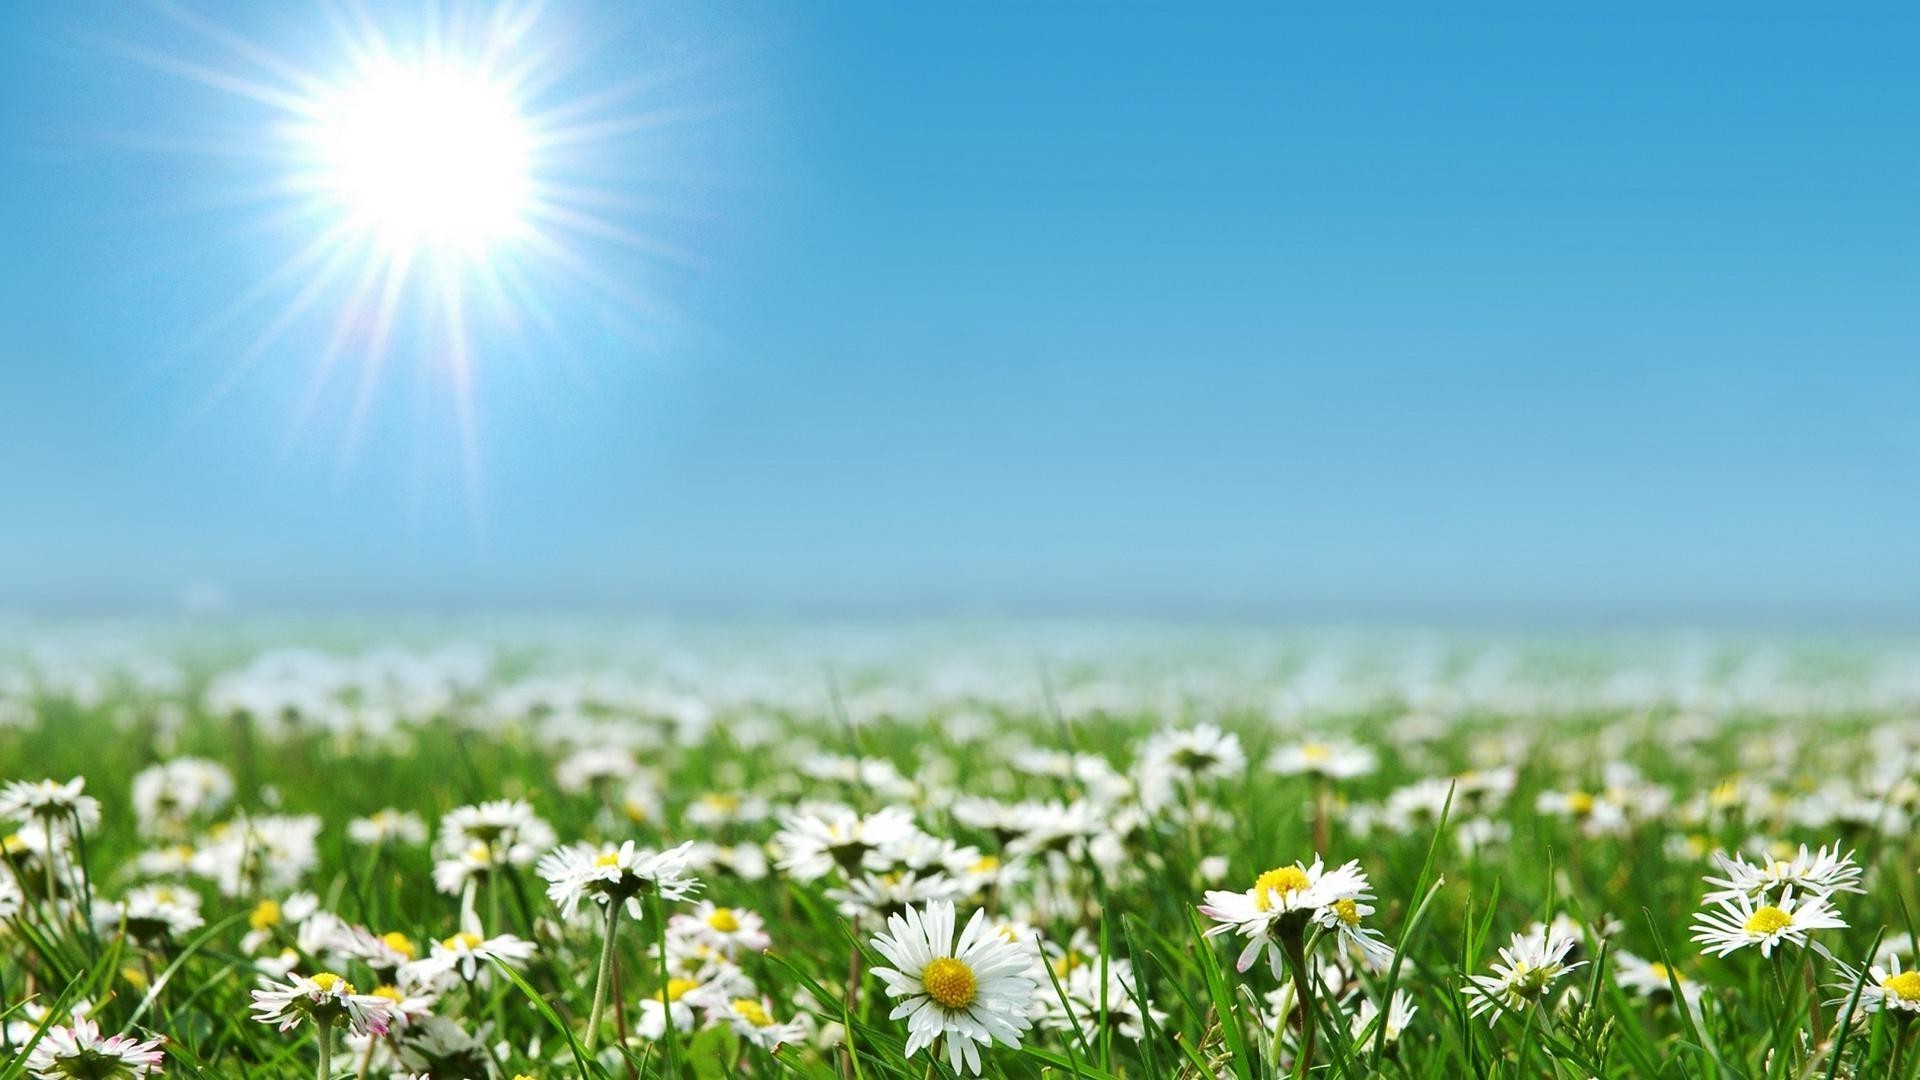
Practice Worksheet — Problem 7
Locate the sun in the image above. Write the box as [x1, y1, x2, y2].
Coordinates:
[114, 0, 715, 518]
[306, 61, 533, 253]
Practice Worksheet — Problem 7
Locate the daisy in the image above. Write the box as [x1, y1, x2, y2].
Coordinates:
[1268, 737, 1378, 780]
[1139, 724, 1246, 808]
[94, 884, 205, 943]
[552, 746, 639, 794]
[402, 926, 536, 984]
[1702, 843, 1864, 904]
[772, 806, 918, 882]
[869, 900, 1038, 1076]
[346, 809, 428, 847]
[1830, 955, 1920, 1016]
[1198, 856, 1372, 977]
[1692, 889, 1847, 957]
[436, 800, 554, 867]
[1033, 956, 1164, 1041]
[336, 927, 420, 977]
[1349, 989, 1417, 1047]
[721, 996, 808, 1050]
[1313, 894, 1395, 970]
[130, 757, 233, 834]
[431, 843, 494, 897]
[1534, 789, 1629, 837]
[537, 839, 702, 920]
[22, 1017, 165, 1079]
[0, 778, 101, 834]
[669, 901, 772, 958]
[636, 975, 723, 1040]
[827, 870, 966, 923]
[1613, 950, 1704, 1006]
[1143, 723, 1245, 780]
[251, 971, 393, 1036]
[1467, 927, 1585, 1020]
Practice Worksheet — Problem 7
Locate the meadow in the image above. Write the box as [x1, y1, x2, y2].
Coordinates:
[0, 623, 1914, 1078]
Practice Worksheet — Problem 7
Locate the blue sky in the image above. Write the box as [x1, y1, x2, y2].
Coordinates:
[0, 2, 1914, 621]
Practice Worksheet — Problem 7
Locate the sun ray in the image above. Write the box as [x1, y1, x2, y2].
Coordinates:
[335, 241, 415, 477]
[146, 0, 333, 101]
[181, 235, 362, 429]
[111, 0, 718, 525]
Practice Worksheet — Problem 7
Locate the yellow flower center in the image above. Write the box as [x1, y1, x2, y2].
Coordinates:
[1333, 898, 1361, 926]
[732, 998, 775, 1027]
[971, 855, 1000, 874]
[662, 977, 699, 1002]
[1565, 791, 1595, 817]
[371, 985, 404, 1003]
[381, 931, 416, 958]
[1253, 865, 1312, 912]
[1884, 972, 1920, 1002]
[1743, 906, 1793, 935]
[249, 899, 281, 931]
[443, 932, 485, 950]
[706, 908, 741, 933]
[922, 956, 977, 1010]
[595, 851, 622, 868]
[310, 972, 353, 994]
[1300, 743, 1331, 762]
[624, 800, 650, 823]
[703, 793, 741, 811]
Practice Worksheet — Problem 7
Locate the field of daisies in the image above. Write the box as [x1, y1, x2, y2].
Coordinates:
[1, 623, 1918, 1079]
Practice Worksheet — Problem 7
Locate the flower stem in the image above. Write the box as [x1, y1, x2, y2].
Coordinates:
[652, 892, 681, 1079]
[586, 899, 620, 1051]
[315, 1027, 332, 1080]
[1284, 934, 1317, 1079]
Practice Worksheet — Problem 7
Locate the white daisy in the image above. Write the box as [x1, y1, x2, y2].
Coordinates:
[869, 900, 1038, 1076]
[1691, 889, 1847, 957]
[721, 996, 808, 1050]
[94, 883, 205, 942]
[1613, 950, 1704, 1006]
[1467, 927, 1585, 1020]
[1268, 737, 1378, 780]
[402, 926, 536, 984]
[1349, 989, 1417, 1046]
[537, 839, 702, 920]
[0, 778, 101, 834]
[669, 901, 771, 958]
[772, 806, 919, 882]
[23, 1017, 165, 1079]
[130, 757, 233, 834]
[1198, 857, 1372, 978]
[346, 809, 428, 847]
[436, 800, 554, 868]
[1702, 843, 1864, 904]
[250, 972, 393, 1036]
[1829, 955, 1920, 1015]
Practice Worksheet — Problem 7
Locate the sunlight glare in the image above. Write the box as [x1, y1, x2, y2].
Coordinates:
[310, 63, 532, 251]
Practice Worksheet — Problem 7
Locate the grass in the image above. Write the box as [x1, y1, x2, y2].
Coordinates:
[0, 629, 1914, 1077]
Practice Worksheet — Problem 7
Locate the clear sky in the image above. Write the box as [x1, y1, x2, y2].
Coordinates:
[0, 2, 1914, 623]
